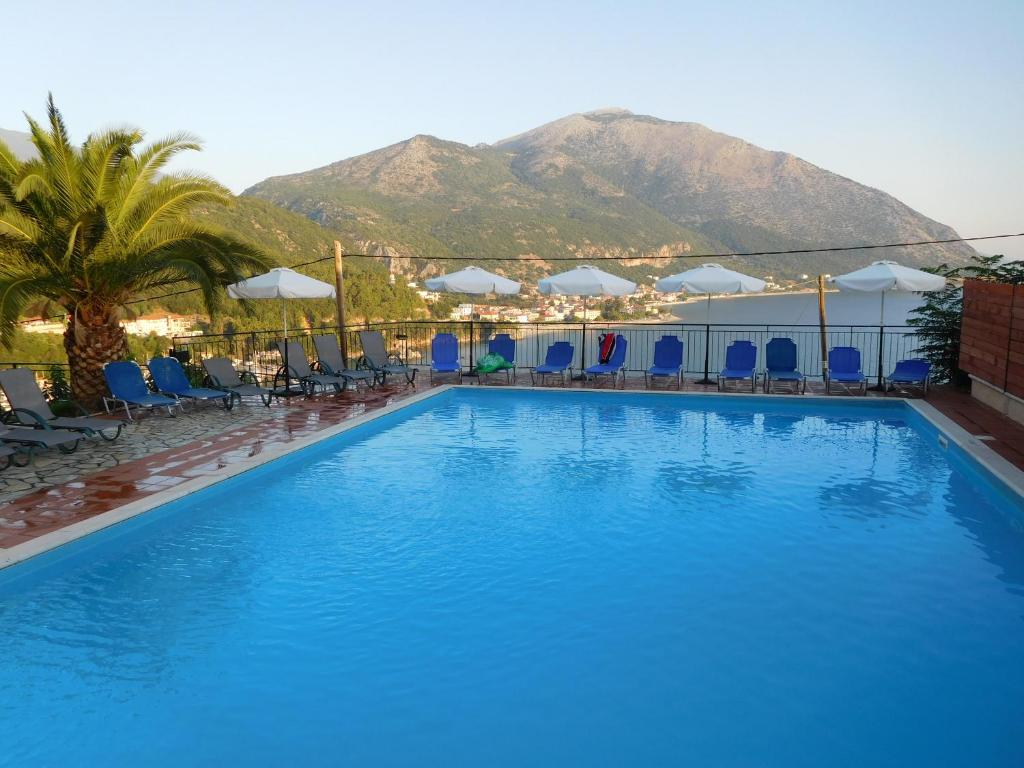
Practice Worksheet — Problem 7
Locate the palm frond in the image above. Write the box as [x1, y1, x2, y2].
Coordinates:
[112, 132, 203, 227]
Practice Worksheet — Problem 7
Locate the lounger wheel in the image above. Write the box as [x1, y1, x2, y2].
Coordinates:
[58, 438, 81, 455]
[99, 425, 123, 442]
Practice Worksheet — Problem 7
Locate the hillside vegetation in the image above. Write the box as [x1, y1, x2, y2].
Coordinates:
[246, 108, 976, 281]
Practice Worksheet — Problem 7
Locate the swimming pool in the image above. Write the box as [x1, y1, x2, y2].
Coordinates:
[1, 389, 1023, 766]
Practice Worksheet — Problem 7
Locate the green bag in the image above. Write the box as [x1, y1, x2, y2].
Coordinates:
[475, 353, 509, 374]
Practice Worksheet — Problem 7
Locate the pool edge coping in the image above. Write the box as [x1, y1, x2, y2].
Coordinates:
[0, 385, 453, 571]
[3, 384, 1022, 571]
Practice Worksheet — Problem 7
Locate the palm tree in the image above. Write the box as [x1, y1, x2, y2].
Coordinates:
[0, 96, 271, 408]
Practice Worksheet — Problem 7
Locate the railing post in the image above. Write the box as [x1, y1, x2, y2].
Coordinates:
[469, 320, 475, 370]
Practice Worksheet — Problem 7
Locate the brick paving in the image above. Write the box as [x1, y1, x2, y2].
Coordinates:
[1, 375, 1021, 552]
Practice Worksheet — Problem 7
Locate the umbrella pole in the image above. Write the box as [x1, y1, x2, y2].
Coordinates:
[574, 295, 589, 380]
[871, 291, 887, 391]
[698, 293, 714, 385]
[283, 303, 292, 396]
[818, 275, 829, 380]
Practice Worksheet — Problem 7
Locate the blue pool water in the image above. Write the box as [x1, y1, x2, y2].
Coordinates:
[2, 389, 1024, 767]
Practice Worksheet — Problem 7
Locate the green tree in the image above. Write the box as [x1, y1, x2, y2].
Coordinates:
[907, 255, 1024, 385]
[0, 97, 271, 407]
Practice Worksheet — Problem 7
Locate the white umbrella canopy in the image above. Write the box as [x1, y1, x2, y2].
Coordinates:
[655, 263, 767, 295]
[226, 267, 336, 300]
[538, 265, 637, 298]
[425, 266, 521, 295]
[829, 260, 946, 293]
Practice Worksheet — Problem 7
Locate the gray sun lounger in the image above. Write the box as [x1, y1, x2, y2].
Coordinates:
[0, 368, 125, 441]
[0, 423, 82, 459]
[276, 341, 348, 395]
[312, 335, 375, 389]
[202, 357, 274, 406]
[357, 330, 416, 386]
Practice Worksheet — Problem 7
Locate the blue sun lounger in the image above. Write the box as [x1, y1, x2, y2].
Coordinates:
[149, 357, 234, 410]
[480, 333, 517, 383]
[764, 337, 806, 394]
[645, 335, 684, 390]
[884, 359, 931, 396]
[430, 333, 462, 383]
[584, 334, 628, 388]
[718, 340, 758, 392]
[826, 346, 868, 395]
[531, 341, 574, 386]
[103, 361, 182, 420]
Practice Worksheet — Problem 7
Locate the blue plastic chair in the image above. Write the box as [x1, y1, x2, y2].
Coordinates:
[646, 335, 685, 390]
[103, 361, 181, 421]
[149, 357, 234, 410]
[718, 340, 758, 392]
[884, 359, 931, 396]
[584, 334, 628, 388]
[482, 333, 517, 383]
[430, 333, 462, 383]
[764, 338, 805, 394]
[826, 346, 867, 395]
[531, 341, 574, 386]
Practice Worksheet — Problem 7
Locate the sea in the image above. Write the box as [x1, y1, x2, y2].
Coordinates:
[669, 290, 924, 327]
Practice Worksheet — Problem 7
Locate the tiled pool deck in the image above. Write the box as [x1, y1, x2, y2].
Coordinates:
[1, 375, 1021, 552]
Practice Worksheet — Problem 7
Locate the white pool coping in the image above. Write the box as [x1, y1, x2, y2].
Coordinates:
[2, 384, 1022, 572]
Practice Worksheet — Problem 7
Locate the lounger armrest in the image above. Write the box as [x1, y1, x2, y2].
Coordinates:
[8, 406, 51, 429]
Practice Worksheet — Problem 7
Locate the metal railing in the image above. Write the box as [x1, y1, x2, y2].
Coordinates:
[170, 320, 931, 386]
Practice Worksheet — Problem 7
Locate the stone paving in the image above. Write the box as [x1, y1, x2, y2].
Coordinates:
[0, 374, 1020, 552]
[0, 401, 281, 503]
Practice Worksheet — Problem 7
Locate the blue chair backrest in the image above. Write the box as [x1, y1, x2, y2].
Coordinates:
[104, 361, 150, 400]
[893, 358, 930, 378]
[765, 338, 798, 372]
[148, 357, 192, 394]
[829, 346, 862, 373]
[653, 336, 684, 369]
[432, 333, 459, 365]
[608, 335, 628, 367]
[725, 340, 757, 371]
[544, 341, 574, 368]
[489, 333, 515, 363]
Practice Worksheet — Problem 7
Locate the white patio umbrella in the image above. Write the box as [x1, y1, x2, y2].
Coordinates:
[227, 267, 335, 394]
[655, 263, 766, 384]
[425, 265, 521, 295]
[829, 260, 946, 388]
[538, 265, 637, 373]
[425, 266, 521, 368]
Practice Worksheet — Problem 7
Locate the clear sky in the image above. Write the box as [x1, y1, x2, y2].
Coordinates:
[6, 0, 1023, 256]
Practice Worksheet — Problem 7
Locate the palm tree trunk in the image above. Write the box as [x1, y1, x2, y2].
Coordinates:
[64, 311, 129, 411]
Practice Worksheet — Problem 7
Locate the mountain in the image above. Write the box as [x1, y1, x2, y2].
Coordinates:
[246, 109, 975, 280]
[0, 128, 35, 160]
